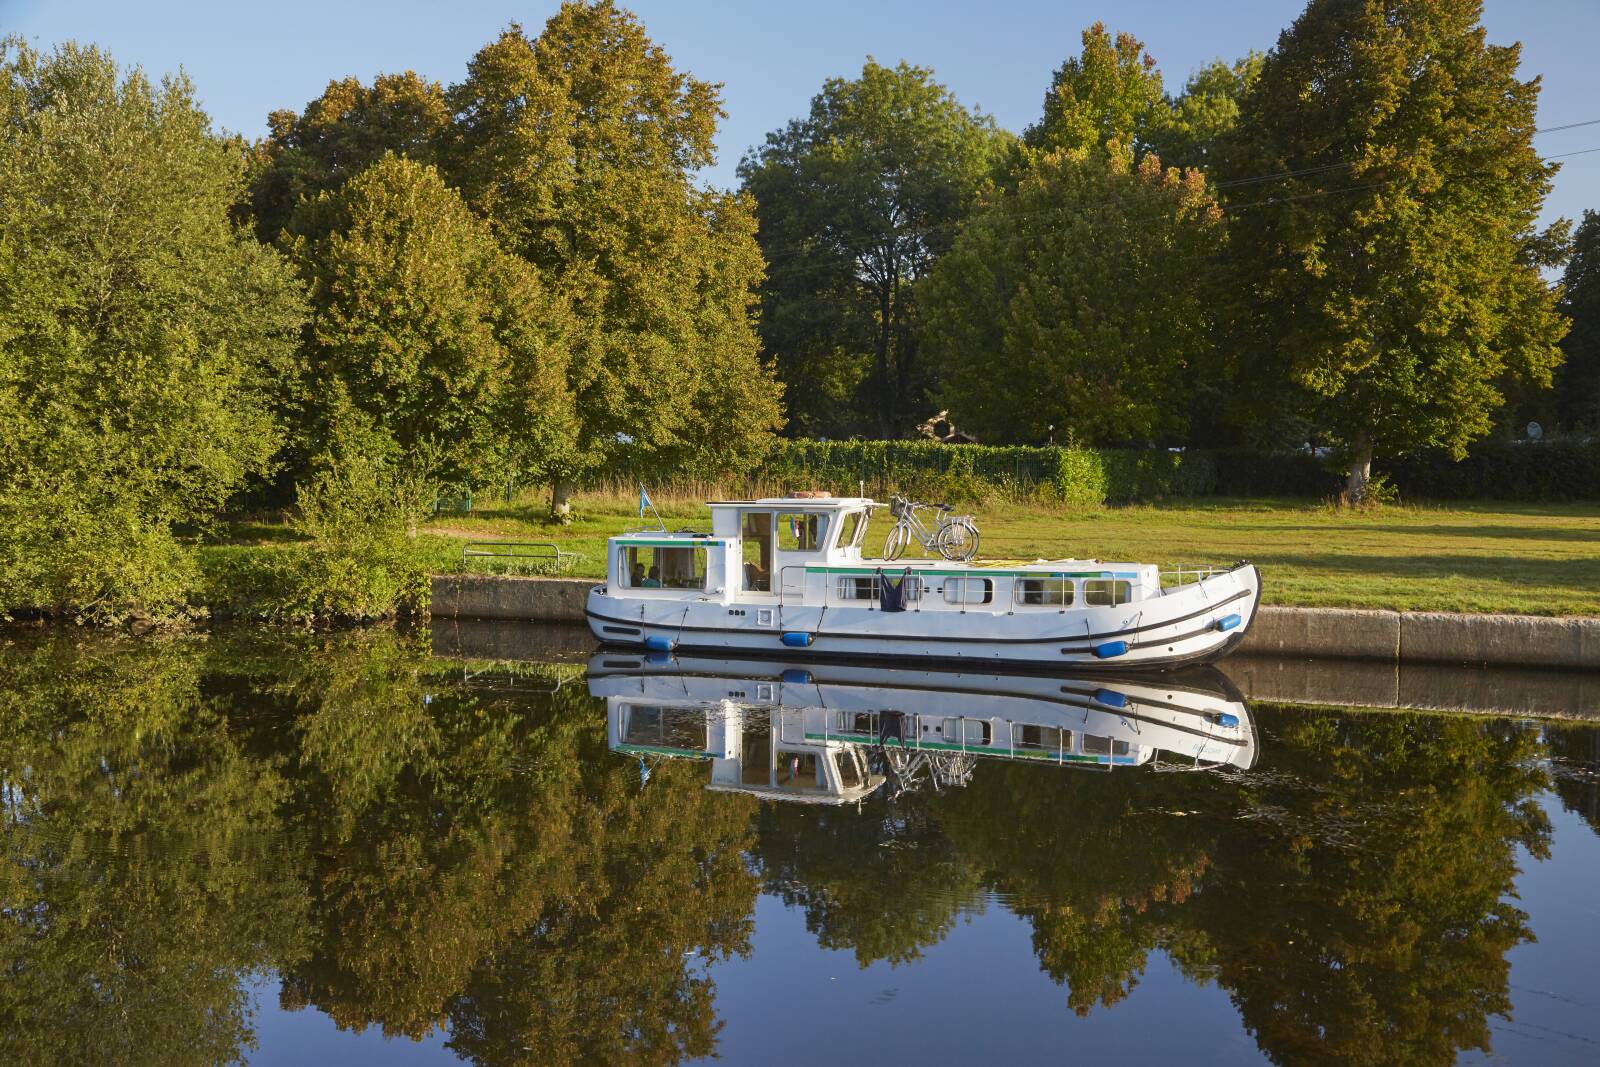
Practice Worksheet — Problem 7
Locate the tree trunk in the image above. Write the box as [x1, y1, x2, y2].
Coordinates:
[550, 479, 576, 524]
[874, 280, 893, 438]
[1345, 440, 1374, 504]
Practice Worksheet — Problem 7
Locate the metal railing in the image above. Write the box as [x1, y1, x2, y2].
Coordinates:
[1159, 564, 1230, 589]
[462, 541, 581, 574]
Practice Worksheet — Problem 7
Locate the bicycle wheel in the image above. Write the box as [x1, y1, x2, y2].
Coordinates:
[938, 520, 979, 562]
[955, 523, 980, 561]
[883, 522, 910, 561]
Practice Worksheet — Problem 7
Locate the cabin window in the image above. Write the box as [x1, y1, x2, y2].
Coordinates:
[943, 577, 993, 605]
[777, 512, 828, 552]
[836, 510, 867, 550]
[941, 718, 991, 745]
[1083, 579, 1134, 606]
[774, 751, 821, 789]
[1082, 734, 1112, 755]
[621, 545, 708, 589]
[835, 574, 922, 602]
[1013, 724, 1068, 751]
[1017, 577, 1074, 606]
[741, 512, 773, 592]
[620, 704, 707, 752]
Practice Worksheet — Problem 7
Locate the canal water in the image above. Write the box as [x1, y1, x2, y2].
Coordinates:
[2, 624, 1597, 1066]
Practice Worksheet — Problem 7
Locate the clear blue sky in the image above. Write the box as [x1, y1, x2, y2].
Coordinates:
[4, 0, 1597, 228]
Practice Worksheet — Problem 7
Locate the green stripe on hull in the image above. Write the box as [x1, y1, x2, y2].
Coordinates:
[615, 743, 715, 758]
[616, 539, 724, 548]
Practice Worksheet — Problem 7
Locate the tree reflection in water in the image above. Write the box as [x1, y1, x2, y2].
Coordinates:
[0, 631, 1570, 1066]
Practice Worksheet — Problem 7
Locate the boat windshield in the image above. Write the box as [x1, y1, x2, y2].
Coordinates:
[835, 510, 867, 550]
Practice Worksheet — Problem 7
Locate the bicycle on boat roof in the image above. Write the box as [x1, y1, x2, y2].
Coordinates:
[882, 495, 981, 562]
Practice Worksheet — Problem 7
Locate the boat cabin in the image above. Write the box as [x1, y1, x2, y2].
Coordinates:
[608, 496, 875, 602]
[605, 496, 1160, 611]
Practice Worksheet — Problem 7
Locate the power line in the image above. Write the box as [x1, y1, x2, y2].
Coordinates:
[1535, 118, 1600, 134]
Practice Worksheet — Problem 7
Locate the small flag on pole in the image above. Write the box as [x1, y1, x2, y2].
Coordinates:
[639, 483, 652, 519]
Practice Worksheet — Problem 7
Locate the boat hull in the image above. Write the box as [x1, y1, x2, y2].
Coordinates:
[587, 562, 1261, 672]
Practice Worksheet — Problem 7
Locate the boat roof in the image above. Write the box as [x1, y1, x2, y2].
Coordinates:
[705, 496, 876, 508]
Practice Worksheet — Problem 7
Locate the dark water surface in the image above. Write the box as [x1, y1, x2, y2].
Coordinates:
[3, 625, 1598, 1066]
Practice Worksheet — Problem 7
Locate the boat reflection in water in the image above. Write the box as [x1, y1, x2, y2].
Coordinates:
[588, 653, 1256, 803]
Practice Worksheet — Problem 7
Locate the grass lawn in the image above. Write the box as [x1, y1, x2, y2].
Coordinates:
[377, 492, 1600, 617]
[376, 492, 1600, 617]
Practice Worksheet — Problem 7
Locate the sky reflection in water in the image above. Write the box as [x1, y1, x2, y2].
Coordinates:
[1, 627, 1597, 1066]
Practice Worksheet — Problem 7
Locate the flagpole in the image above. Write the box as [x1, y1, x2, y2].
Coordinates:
[639, 482, 666, 531]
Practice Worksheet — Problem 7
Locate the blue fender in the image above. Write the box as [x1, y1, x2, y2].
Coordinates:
[1092, 641, 1129, 659]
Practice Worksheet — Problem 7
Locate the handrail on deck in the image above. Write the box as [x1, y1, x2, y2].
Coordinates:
[1159, 564, 1229, 588]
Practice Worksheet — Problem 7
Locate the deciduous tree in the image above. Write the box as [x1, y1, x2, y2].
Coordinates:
[445, 3, 781, 515]
[246, 71, 450, 242]
[286, 154, 576, 492]
[1553, 210, 1600, 430]
[1216, 0, 1567, 499]
[0, 39, 305, 618]
[1024, 24, 1169, 159]
[739, 59, 1007, 437]
[921, 147, 1224, 445]
[1150, 53, 1264, 171]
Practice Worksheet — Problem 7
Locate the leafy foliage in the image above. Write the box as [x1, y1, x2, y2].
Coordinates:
[922, 146, 1224, 446]
[1024, 23, 1169, 159]
[1216, 0, 1568, 493]
[1150, 53, 1264, 171]
[0, 39, 305, 619]
[285, 154, 577, 492]
[1552, 210, 1600, 430]
[204, 434, 435, 623]
[738, 59, 1008, 437]
[443, 4, 781, 485]
[246, 70, 450, 242]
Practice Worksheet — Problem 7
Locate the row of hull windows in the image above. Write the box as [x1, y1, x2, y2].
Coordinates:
[618, 545, 1133, 607]
[838, 712, 1129, 756]
[834, 575, 1133, 607]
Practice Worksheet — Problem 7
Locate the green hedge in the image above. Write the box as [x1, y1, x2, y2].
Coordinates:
[1377, 441, 1600, 502]
[737, 438, 1598, 505]
[750, 440, 1329, 504]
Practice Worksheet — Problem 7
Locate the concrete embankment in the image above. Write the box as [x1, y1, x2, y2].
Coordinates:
[429, 618, 1599, 719]
[429, 575, 1600, 671]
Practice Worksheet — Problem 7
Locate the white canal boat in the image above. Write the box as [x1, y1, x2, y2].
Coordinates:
[585, 496, 1261, 671]
[589, 654, 1257, 804]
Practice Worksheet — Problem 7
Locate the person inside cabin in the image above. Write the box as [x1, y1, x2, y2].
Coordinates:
[642, 566, 662, 588]
[743, 512, 772, 591]
[630, 561, 646, 587]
